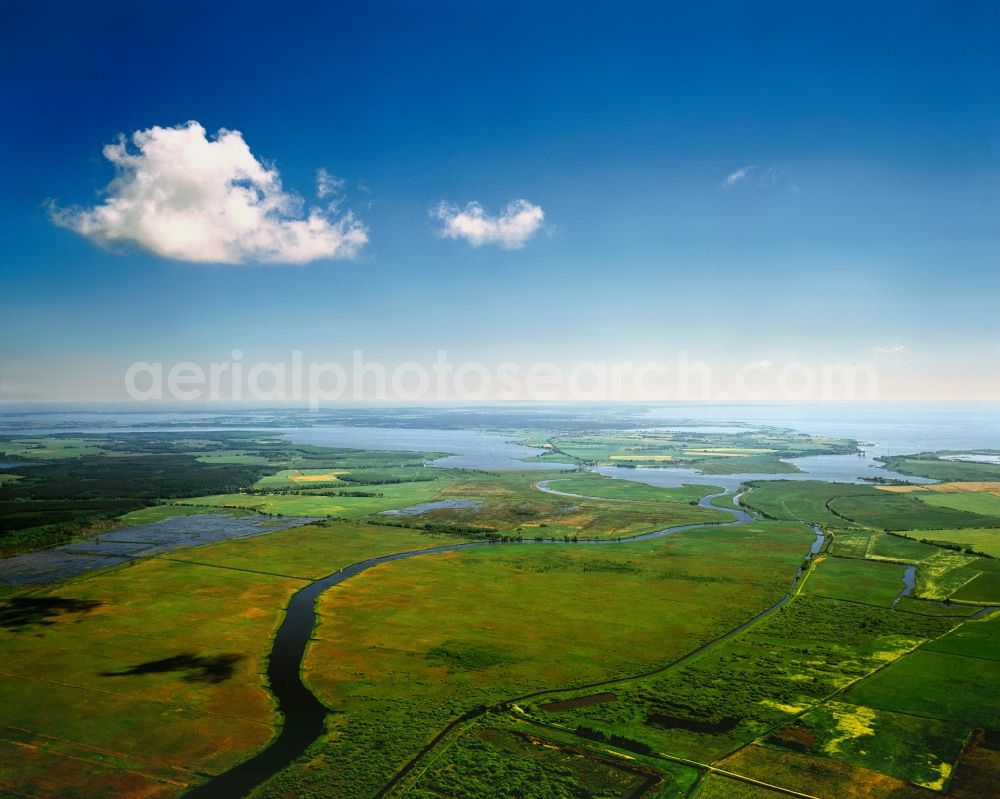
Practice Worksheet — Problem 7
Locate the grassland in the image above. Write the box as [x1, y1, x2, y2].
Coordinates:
[868, 532, 941, 561]
[173, 480, 444, 520]
[3, 431, 1000, 799]
[0, 555, 299, 797]
[925, 612, 1000, 661]
[744, 479, 1000, 531]
[845, 649, 1000, 729]
[829, 530, 872, 557]
[433, 472, 729, 539]
[915, 550, 1000, 603]
[715, 743, 939, 799]
[742, 480, 873, 528]
[178, 469, 731, 542]
[539, 475, 718, 503]
[916, 490, 1000, 517]
[530, 595, 951, 764]
[802, 556, 906, 607]
[0, 519, 465, 798]
[768, 701, 966, 789]
[252, 521, 815, 798]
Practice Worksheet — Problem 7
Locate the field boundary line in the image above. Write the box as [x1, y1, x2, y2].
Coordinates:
[0, 671, 276, 728]
[155, 555, 312, 581]
[501, 713, 819, 799]
[2, 737, 190, 788]
[697, 766, 821, 799]
[722, 611, 970, 765]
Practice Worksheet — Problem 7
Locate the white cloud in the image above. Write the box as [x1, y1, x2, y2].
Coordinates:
[50, 121, 367, 265]
[723, 164, 798, 192]
[434, 199, 544, 249]
[872, 344, 909, 354]
[723, 165, 756, 187]
[316, 168, 345, 201]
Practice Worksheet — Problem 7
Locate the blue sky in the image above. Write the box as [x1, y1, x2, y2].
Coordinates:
[1, 0, 998, 401]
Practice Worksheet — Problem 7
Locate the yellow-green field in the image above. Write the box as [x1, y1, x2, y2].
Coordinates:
[0, 520, 464, 798]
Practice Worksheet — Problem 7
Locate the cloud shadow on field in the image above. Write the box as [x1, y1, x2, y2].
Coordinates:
[101, 652, 244, 683]
[0, 597, 103, 632]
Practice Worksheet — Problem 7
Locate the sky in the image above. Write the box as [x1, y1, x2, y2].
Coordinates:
[1, 0, 998, 403]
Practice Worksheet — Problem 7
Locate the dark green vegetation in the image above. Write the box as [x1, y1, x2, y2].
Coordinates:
[0, 432, 437, 556]
[408, 722, 689, 798]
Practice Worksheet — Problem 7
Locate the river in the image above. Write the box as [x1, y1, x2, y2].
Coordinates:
[182, 486, 773, 798]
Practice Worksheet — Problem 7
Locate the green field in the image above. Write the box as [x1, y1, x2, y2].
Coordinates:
[949, 570, 1000, 603]
[803, 556, 907, 607]
[868, 533, 940, 561]
[256, 521, 815, 797]
[925, 613, 1000, 661]
[829, 492, 1000, 531]
[175, 481, 443, 519]
[176, 469, 730, 540]
[916, 490, 1000, 518]
[845, 649, 1000, 729]
[1, 431, 999, 799]
[0, 519, 466, 798]
[897, 528, 1000, 557]
[914, 550, 1000, 602]
[829, 530, 872, 557]
[742, 480, 873, 528]
[744, 479, 1000, 532]
[718, 743, 940, 799]
[539, 475, 719, 503]
[767, 700, 966, 789]
[882, 454, 1000, 483]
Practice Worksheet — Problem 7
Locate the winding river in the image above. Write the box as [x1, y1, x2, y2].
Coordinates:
[182, 486, 786, 798]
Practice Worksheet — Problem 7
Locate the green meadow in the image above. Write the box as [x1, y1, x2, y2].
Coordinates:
[0, 433, 999, 799]
[0, 520, 464, 798]
[260, 521, 815, 798]
[803, 556, 907, 607]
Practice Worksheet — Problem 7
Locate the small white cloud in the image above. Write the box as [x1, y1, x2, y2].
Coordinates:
[722, 165, 797, 192]
[316, 168, 345, 200]
[724, 165, 756, 187]
[433, 199, 544, 249]
[757, 359, 775, 369]
[50, 121, 367, 265]
[872, 344, 909, 354]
